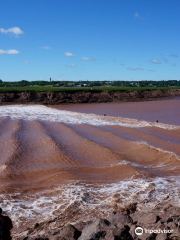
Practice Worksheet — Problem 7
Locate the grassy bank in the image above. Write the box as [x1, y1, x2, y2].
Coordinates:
[0, 86, 180, 92]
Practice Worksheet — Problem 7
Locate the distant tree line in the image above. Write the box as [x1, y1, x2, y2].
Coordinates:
[111, 80, 180, 87]
[0, 79, 180, 87]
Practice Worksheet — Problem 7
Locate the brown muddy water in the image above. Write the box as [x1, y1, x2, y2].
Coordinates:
[0, 98, 180, 234]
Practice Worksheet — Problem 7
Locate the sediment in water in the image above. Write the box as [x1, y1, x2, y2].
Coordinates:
[0, 98, 179, 239]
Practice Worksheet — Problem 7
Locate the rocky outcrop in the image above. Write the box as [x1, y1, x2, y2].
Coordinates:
[17, 203, 180, 240]
[0, 89, 180, 105]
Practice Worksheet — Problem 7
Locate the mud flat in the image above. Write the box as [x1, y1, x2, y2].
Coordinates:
[0, 89, 180, 104]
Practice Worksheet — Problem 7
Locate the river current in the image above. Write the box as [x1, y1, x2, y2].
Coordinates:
[0, 98, 180, 234]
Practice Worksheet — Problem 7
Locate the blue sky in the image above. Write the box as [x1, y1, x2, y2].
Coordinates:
[0, 0, 179, 82]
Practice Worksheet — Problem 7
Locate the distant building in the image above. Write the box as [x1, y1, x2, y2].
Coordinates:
[67, 83, 75, 86]
[56, 83, 63, 87]
[49, 78, 51, 82]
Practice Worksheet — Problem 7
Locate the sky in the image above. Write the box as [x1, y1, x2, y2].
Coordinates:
[0, 0, 179, 82]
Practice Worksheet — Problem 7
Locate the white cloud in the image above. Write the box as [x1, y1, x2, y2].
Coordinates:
[162, 57, 168, 63]
[81, 57, 96, 61]
[0, 27, 24, 37]
[39, 46, 52, 49]
[66, 64, 76, 67]
[151, 60, 161, 64]
[64, 52, 74, 57]
[134, 12, 139, 17]
[171, 54, 178, 57]
[126, 67, 143, 70]
[0, 49, 20, 54]
[134, 12, 142, 19]
[23, 59, 29, 63]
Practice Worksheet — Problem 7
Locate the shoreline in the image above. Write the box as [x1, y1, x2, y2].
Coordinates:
[15, 202, 180, 240]
[0, 89, 180, 105]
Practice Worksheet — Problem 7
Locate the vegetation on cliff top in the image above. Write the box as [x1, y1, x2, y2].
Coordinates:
[0, 79, 180, 92]
[0, 86, 179, 92]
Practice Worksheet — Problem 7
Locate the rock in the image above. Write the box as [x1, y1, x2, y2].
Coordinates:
[49, 224, 81, 240]
[161, 203, 172, 212]
[158, 212, 171, 223]
[167, 221, 177, 229]
[130, 212, 139, 224]
[125, 203, 137, 214]
[113, 225, 133, 240]
[158, 205, 180, 226]
[137, 233, 156, 240]
[78, 218, 115, 240]
[73, 222, 91, 232]
[174, 217, 180, 225]
[165, 205, 180, 216]
[114, 203, 137, 215]
[138, 213, 159, 225]
[129, 225, 137, 240]
[34, 223, 40, 228]
[155, 222, 166, 230]
[169, 229, 180, 239]
[23, 238, 49, 240]
[107, 212, 133, 240]
[130, 212, 159, 225]
[130, 226, 157, 240]
[156, 234, 168, 240]
[104, 230, 117, 240]
[17, 203, 180, 240]
[107, 212, 133, 227]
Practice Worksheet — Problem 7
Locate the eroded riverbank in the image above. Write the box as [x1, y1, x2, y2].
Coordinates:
[0, 89, 180, 105]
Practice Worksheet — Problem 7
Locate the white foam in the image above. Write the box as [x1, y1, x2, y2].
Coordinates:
[0, 105, 179, 130]
[0, 165, 6, 172]
[1, 176, 180, 228]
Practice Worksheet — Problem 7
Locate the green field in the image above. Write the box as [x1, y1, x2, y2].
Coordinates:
[0, 86, 179, 92]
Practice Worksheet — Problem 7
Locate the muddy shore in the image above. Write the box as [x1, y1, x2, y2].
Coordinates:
[0, 89, 180, 104]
